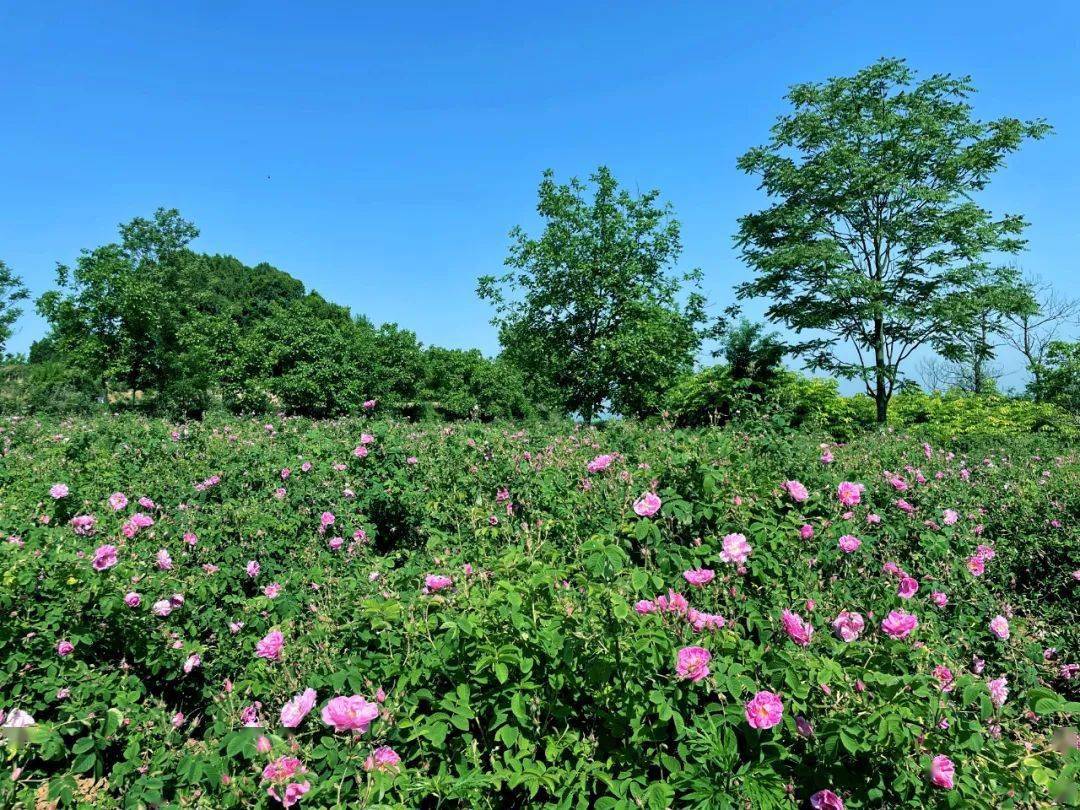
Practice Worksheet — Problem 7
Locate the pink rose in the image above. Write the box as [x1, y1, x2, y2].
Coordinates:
[363, 745, 402, 773]
[930, 755, 955, 789]
[837, 534, 860, 553]
[321, 695, 379, 733]
[280, 688, 317, 728]
[881, 610, 918, 640]
[744, 690, 783, 729]
[810, 789, 844, 810]
[989, 615, 1010, 640]
[719, 533, 751, 565]
[683, 568, 715, 587]
[675, 646, 712, 683]
[897, 576, 919, 599]
[837, 481, 863, 507]
[781, 610, 813, 646]
[831, 611, 864, 642]
[633, 492, 662, 517]
[255, 630, 285, 661]
[783, 480, 809, 503]
[92, 544, 118, 571]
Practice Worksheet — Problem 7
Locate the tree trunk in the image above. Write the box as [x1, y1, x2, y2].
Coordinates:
[972, 320, 987, 395]
[874, 317, 888, 424]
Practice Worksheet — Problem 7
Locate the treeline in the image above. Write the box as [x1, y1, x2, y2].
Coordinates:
[1, 209, 533, 420]
[1, 58, 1078, 423]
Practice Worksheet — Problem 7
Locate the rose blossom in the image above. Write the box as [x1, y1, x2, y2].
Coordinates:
[280, 688, 317, 728]
[683, 568, 715, 587]
[92, 544, 118, 571]
[633, 492, 662, 517]
[782, 480, 809, 503]
[838, 534, 860, 553]
[810, 790, 844, 810]
[837, 481, 863, 506]
[744, 690, 783, 729]
[321, 695, 379, 733]
[988, 676, 1008, 707]
[881, 610, 918, 639]
[930, 755, 955, 789]
[989, 615, 1010, 640]
[675, 646, 712, 682]
[832, 611, 865, 642]
[781, 610, 813, 646]
[719, 533, 751, 564]
[897, 576, 919, 599]
[363, 745, 402, 772]
[256, 630, 285, 661]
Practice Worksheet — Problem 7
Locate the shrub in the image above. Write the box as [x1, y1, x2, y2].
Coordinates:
[0, 415, 1076, 807]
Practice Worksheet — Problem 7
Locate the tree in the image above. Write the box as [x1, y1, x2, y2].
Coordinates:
[735, 58, 1050, 423]
[953, 266, 1034, 394]
[0, 260, 29, 356]
[718, 319, 786, 392]
[420, 347, 534, 421]
[1003, 273, 1080, 400]
[37, 208, 205, 401]
[478, 167, 707, 421]
[1029, 340, 1080, 411]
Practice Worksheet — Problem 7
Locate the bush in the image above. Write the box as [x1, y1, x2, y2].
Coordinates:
[0, 415, 1076, 807]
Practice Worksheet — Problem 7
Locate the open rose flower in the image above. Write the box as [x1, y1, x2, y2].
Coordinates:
[719, 533, 751, 565]
[810, 790, 844, 810]
[633, 492, 662, 517]
[363, 745, 402, 772]
[989, 615, 1010, 640]
[321, 695, 379, 733]
[838, 534, 860, 553]
[881, 610, 918, 639]
[280, 688, 317, 728]
[92, 544, 118, 571]
[683, 568, 715, 587]
[744, 690, 783, 729]
[837, 481, 863, 507]
[782, 480, 809, 502]
[781, 610, 813, 646]
[930, 755, 955, 789]
[832, 611, 864, 642]
[256, 630, 285, 661]
[261, 756, 311, 807]
[675, 646, 712, 682]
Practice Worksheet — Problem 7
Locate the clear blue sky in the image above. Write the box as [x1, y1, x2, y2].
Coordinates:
[2, 1, 1077, 390]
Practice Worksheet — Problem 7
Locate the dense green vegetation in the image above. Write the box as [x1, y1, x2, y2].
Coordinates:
[0, 414, 1077, 807]
[0, 56, 1076, 809]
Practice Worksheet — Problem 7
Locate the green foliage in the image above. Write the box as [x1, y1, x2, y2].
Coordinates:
[418, 348, 535, 421]
[0, 414, 1076, 808]
[0, 360, 100, 415]
[736, 57, 1051, 422]
[1029, 340, 1080, 412]
[478, 167, 707, 421]
[0, 259, 29, 356]
[891, 389, 1080, 446]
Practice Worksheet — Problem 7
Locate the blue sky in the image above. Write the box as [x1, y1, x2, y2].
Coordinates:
[2, 1, 1077, 390]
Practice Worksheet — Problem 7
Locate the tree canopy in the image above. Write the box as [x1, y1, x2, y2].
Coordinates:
[478, 166, 707, 421]
[736, 57, 1051, 422]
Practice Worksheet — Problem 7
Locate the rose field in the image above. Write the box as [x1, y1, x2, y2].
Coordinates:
[0, 413, 1077, 808]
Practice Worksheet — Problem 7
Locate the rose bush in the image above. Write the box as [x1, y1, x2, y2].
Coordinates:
[0, 413, 1077, 807]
